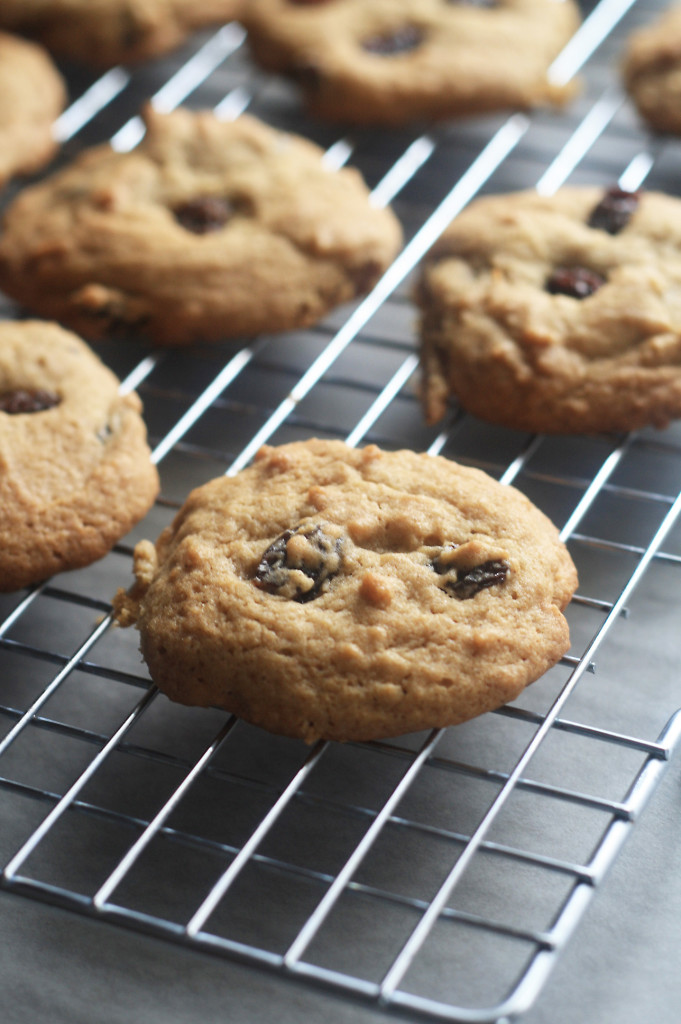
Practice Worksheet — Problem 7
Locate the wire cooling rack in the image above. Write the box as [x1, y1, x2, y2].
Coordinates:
[2, 3, 681, 1022]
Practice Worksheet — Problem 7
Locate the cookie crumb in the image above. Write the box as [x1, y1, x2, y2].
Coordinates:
[359, 571, 393, 609]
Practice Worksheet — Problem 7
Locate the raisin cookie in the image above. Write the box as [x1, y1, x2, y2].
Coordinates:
[0, 320, 159, 591]
[0, 0, 243, 69]
[417, 186, 681, 434]
[242, 0, 581, 126]
[0, 30, 65, 189]
[0, 106, 403, 346]
[113, 439, 577, 743]
[622, 5, 681, 135]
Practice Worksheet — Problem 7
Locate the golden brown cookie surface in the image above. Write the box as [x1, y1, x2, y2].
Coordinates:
[0, 30, 65, 189]
[0, 107, 403, 346]
[243, 0, 581, 125]
[0, 0, 243, 69]
[417, 186, 681, 434]
[0, 321, 159, 591]
[114, 439, 577, 743]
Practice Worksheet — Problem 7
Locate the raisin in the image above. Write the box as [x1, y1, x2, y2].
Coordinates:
[0, 388, 61, 414]
[362, 26, 424, 55]
[433, 551, 509, 600]
[172, 196, 235, 234]
[588, 186, 640, 235]
[545, 266, 605, 299]
[254, 523, 344, 602]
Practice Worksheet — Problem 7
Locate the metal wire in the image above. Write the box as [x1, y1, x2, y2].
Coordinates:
[2, 4, 681, 1023]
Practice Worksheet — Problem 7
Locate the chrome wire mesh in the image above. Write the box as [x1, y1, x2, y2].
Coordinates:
[2, 3, 681, 1021]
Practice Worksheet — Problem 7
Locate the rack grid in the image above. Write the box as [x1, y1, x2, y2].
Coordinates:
[2, 3, 681, 1021]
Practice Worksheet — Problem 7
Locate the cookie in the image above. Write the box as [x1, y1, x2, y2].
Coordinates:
[113, 439, 577, 743]
[0, 320, 159, 592]
[0, 30, 65, 189]
[0, 106, 403, 346]
[242, 0, 581, 126]
[417, 186, 681, 435]
[622, 5, 681, 135]
[0, 0, 244, 69]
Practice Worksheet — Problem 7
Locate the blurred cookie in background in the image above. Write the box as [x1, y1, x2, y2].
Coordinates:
[417, 186, 681, 435]
[0, 0, 244, 69]
[0, 320, 159, 592]
[0, 30, 65, 189]
[0, 106, 403, 346]
[622, 5, 681, 135]
[242, 0, 581, 125]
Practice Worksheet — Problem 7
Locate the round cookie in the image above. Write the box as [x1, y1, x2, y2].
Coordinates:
[241, 0, 581, 126]
[0, 106, 403, 346]
[0, 30, 65, 189]
[417, 186, 681, 434]
[622, 5, 681, 135]
[0, 320, 159, 591]
[113, 439, 577, 743]
[0, 0, 244, 69]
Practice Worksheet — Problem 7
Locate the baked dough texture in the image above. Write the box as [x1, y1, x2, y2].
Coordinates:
[0, 30, 65, 189]
[242, 0, 581, 125]
[114, 439, 577, 743]
[622, 5, 681, 135]
[0, 0, 244, 69]
[0, 107, 403, 346]
[417, 186, 681, 434]
[0, 321, 159, 591]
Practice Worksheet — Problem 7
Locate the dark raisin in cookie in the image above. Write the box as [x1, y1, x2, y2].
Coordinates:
[254, 523, 345, 601]
[113, 439, 577, 743]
